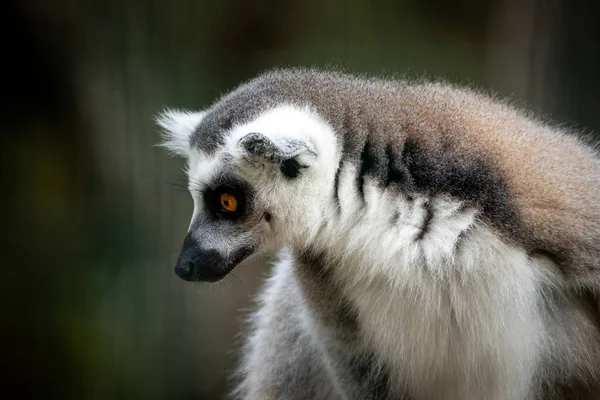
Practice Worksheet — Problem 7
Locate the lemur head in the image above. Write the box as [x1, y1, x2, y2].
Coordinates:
[158, 105, 338, 282]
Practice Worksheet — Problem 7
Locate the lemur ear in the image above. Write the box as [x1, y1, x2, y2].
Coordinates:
[156, 108, 206, 157]
[238, 132, 317, 178]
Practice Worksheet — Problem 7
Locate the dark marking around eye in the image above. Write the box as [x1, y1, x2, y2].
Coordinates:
[202, 176, 254, 221]
[264, 212, 272, 222]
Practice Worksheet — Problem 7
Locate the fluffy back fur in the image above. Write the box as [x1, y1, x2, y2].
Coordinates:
[159, 69, 600, 399]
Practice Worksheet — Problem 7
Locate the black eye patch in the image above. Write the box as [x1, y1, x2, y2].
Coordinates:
[204, 187, 244, 220]
[201, 177, 254, 221]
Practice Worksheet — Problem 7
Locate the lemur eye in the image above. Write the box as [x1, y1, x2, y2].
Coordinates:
[220, 193, 238, 212]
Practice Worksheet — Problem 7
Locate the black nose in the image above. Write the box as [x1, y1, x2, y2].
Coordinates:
[174, 234, 226, 282]
[175, 251, 196, 281]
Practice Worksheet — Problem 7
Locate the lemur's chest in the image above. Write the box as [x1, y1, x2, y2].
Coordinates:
[339, 229, 546, 399]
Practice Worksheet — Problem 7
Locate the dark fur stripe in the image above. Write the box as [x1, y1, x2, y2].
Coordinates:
[295, 248, 359, 333]
[401, 139, 518, 234]
[357, 140, 371, 203]
[349, 353, 392, 400]
[356, 137, 391, 203]
[363, 125, 389, 186]
[386, 143, 412, 189]
[333, 163, 342, 211]
[390, 210, 401, 226]
[296, 248, 397, 399]
[416, 200, 434, 240]
[453, 225, 472, 253]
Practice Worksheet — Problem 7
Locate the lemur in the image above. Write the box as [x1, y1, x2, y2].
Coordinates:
[158, 68, 600, 400]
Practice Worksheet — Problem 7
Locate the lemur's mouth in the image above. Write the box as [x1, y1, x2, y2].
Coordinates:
[175, 247, 230, 282]
[174, 234, 256, 282]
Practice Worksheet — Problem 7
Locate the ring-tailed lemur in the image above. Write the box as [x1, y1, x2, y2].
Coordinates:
[158, 69, 600, 400]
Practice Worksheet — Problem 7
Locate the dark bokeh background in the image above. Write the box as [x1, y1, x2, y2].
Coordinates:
[2, 0, 599, 398]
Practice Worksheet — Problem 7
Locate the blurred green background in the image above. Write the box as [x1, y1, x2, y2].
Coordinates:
[3, 0, 599, 398]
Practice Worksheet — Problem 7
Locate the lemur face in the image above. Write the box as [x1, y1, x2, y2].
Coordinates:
[158, 106, 338, 282]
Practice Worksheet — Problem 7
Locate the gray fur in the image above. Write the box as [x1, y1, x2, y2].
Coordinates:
[233, 250, 402, 400]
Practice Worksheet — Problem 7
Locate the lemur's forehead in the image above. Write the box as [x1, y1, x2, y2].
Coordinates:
[187, 105, 328, 182]
[223, 105, 324, 152]
[186, 152, 223, 188]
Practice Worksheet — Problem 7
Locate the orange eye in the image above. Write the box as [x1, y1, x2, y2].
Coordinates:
[220, 193, 238, 212]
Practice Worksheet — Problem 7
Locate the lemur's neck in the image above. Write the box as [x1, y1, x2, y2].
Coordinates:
[294, 188, 485, 295]
[291, 187, 546, 315]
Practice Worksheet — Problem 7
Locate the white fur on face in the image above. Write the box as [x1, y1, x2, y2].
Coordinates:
[221, 105, 341, 245]
[175, 105, 339, 252]
[185, 152, 223, 232]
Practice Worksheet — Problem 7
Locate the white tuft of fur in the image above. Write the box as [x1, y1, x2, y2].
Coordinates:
[155, 108, 206, 156]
